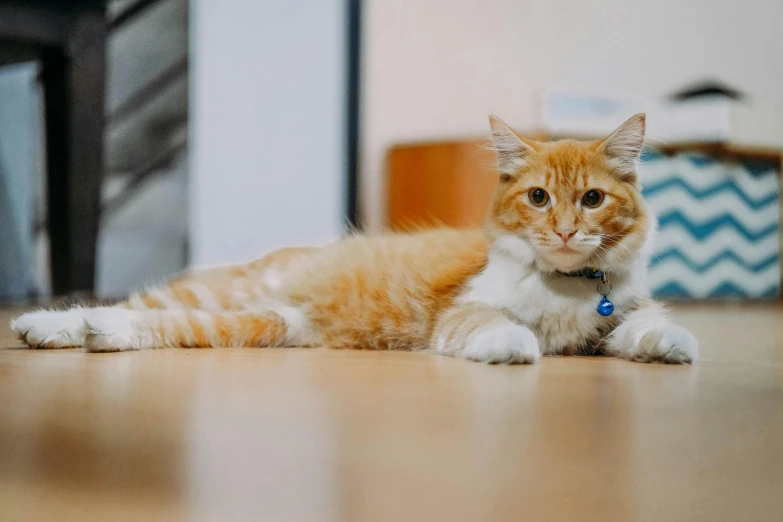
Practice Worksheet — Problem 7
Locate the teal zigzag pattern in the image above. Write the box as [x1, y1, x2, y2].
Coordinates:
[654, 281, 779, 299]
[642, 178, 778, 208]
[650, 249, 779, 274]
[641, 153, 780, 299]
[656, 212, 777, 242]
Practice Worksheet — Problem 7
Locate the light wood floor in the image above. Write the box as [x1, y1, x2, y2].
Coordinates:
[1, 304, 782, 522]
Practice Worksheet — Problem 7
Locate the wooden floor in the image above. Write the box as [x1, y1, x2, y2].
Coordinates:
[1, 304, 782, 522]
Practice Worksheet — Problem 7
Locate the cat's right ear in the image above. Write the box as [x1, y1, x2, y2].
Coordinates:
[489, 115, 535, 181]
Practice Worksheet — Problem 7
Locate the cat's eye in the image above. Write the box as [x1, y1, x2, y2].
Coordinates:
[528, 187, 550, 206]
[582, 189, 604, 208]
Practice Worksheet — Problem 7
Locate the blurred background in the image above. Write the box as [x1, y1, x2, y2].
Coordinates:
[0, 0, 781, 302]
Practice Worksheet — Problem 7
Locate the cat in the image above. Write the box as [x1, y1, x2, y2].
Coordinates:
[12, 113, 698, 364]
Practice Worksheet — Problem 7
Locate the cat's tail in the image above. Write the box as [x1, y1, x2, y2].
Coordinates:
[82, 306, 308, 352]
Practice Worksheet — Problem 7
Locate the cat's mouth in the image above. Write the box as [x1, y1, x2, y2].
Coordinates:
[538, 242, 597, 271]
[545, 243, 589, 257]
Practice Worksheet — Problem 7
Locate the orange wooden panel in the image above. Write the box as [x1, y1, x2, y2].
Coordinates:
[386, 139, 498, 230]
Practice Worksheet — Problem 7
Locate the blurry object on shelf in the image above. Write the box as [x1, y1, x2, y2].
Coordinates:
[640, 151, 780, 300]
[542, 84, 783, 149]
[668, 81, 744, 101]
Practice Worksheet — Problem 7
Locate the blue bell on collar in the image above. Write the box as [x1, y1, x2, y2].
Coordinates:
[595, 272, 614, 317]
[597, 295, 614, 316]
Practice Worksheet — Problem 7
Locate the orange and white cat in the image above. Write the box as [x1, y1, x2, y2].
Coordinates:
[13, 114, 698, 364]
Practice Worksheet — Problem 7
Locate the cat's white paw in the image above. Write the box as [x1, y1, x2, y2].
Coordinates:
[85, 309, 151, 352]
[630, 325, 698, 364]
[11, 309, 88, 348]
[462, 324, 541, 364]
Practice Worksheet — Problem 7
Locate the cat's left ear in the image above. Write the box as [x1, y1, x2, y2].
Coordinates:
[597, 113, 646, 182]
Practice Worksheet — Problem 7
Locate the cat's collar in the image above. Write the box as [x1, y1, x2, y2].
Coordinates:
[556, 267, 604, 280]
[556, 267, 614, 316]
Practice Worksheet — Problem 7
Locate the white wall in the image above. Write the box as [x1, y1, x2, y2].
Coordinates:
[362, 0, 783, 230]
[190, 0, 346, 266]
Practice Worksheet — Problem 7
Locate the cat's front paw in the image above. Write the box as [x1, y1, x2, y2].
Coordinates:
[630, 325, 698, 364]
[462, 324, 541, 364]
[11, 309, 88, 348]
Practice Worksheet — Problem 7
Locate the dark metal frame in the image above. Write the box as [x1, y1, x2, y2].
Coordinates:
[0, 0, 180, 296]
[345, 0, 362, 230]
[0, 2, 107, 296]
[109, 0, 160, 30]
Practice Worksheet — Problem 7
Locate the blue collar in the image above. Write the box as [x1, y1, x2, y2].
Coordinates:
[556, 267, 604, 280]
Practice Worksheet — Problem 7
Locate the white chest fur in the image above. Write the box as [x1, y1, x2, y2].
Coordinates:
[459, 236, 648, 354]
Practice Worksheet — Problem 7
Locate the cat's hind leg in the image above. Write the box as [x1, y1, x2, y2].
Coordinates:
[13, 307, 96, 349]
[12, 274, 268, 350]
[83, 305, 316, 352]
[13, 247, 317, 350]
[11, 278, 214, 349]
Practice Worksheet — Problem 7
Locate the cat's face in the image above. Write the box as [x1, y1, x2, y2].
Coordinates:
[486, 114, 650, 273]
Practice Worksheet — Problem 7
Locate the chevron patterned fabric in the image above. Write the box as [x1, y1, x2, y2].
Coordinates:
[640, 152, 780, 299]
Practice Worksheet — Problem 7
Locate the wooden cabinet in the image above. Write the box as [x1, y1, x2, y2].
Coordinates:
[386, 139, 498, 229]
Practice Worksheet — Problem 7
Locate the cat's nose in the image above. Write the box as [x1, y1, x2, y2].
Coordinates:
[555, 230, 576, 244]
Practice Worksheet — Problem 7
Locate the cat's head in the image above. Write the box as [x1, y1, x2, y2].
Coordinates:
[485, 114, 651, 273]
